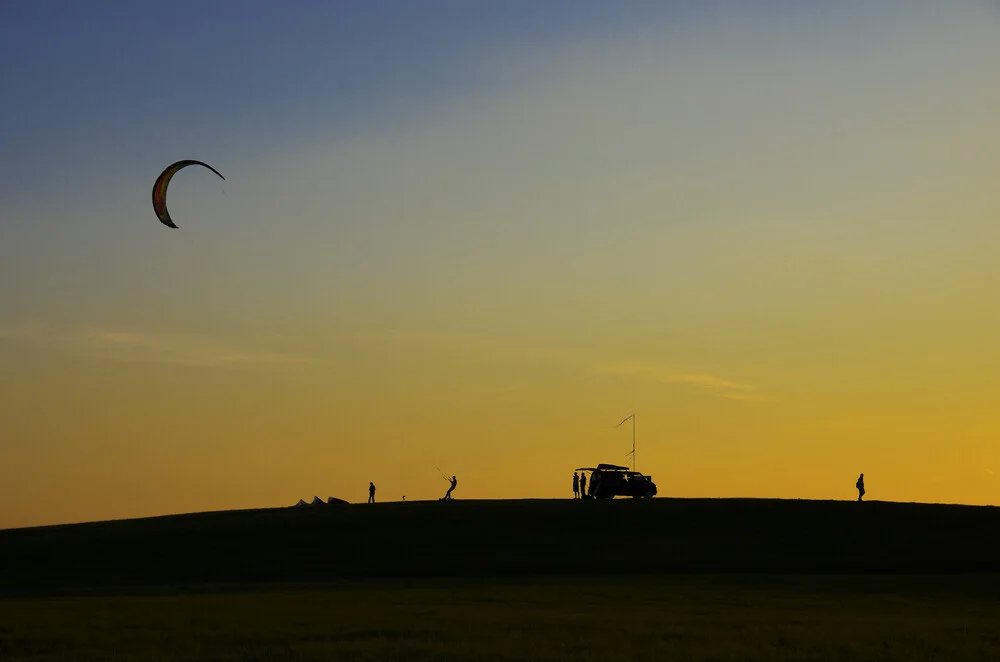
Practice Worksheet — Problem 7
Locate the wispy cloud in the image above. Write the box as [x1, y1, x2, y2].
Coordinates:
[71, 328, 314, 368]
[661, 372, 755, 393]
[362, 327, 769, 401]
[357, 327, 591, 366]
[716, 391, 768, 402]
[6, 319, 773, 401]
[593, 363, 766, 401]
[1, 321, 317, 369]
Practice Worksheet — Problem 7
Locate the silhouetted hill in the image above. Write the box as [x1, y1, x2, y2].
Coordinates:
[1, 498, 997, 596]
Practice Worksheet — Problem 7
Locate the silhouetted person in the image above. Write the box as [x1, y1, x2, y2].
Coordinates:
[368, 481, 376, 503]
[856, 473, 865, 502]
[580, 473, 587, 498]
[573, 472, 580, 499]
[442, 475, 457, 500]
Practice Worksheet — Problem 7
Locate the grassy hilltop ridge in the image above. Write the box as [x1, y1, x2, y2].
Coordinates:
[3, 498, 1000, 661]
[1, 497, 998, 596]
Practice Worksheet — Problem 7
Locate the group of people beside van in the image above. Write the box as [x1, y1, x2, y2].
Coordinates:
[571, 471, 868, 501]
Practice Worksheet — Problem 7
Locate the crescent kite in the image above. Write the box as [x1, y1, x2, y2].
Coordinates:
[151, 160, 225, 229]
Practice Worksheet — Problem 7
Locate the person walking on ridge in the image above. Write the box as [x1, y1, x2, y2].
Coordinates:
[856, 473, 865, 502]
[368, 481, 376, 503]
[573, 472, 580, 499]
[580, 472, 587, 499]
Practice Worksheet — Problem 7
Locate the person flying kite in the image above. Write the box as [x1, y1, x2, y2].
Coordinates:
[441, 475, 457, 501]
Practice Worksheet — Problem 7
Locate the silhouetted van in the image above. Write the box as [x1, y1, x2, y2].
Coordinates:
[576, 464, 657, 499]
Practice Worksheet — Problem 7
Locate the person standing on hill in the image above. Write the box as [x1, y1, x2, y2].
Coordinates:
[579, 472, 587, 498]
[573, 472, 580, 499]
[856, 473, 865, 502]
[441, 475, 457, 500]
[368, 481, 376, 503]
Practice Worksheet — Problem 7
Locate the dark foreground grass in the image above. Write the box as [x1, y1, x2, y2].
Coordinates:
[2, 500, 998, 660]
[2, 498, 999, 596]
[2, 575, 999, 661]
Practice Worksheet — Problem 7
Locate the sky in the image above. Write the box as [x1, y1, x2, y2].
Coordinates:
[2, 1, 999, 528]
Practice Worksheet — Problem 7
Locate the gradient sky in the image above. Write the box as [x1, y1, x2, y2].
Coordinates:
[2, 1, 999, 528]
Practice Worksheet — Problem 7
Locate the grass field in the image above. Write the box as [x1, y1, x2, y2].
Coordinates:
[2, 576, 999, 661]
[1, 498, 998, 660]
[2, 498, 999, 594]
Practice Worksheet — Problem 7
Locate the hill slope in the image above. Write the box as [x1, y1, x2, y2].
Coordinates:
[1, 498, 998, 596]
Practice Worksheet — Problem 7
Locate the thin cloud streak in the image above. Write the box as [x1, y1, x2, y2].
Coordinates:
[354, 326, 592, 366]
[1, 321, 318, 369]
[593, 363, 766, 401]
[73, 328, 315, 368]
[363, 327, 768, 401]
[4, 320, 769, 398]
[662, 372, 754, 392]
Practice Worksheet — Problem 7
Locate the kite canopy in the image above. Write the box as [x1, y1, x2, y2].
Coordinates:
[151, 159, 225, 229]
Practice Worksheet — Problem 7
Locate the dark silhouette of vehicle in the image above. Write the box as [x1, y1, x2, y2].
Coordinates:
[576, 464, 657, 499]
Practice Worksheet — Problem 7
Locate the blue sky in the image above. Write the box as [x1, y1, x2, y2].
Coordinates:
[3, 0, 998, 342]
[1, 0, 691, 321]
[1, 1, 673, 185]
[0, 1, 906, 203]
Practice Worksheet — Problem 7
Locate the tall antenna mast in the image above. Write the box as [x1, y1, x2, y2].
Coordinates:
[617, 413, 635, 472]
